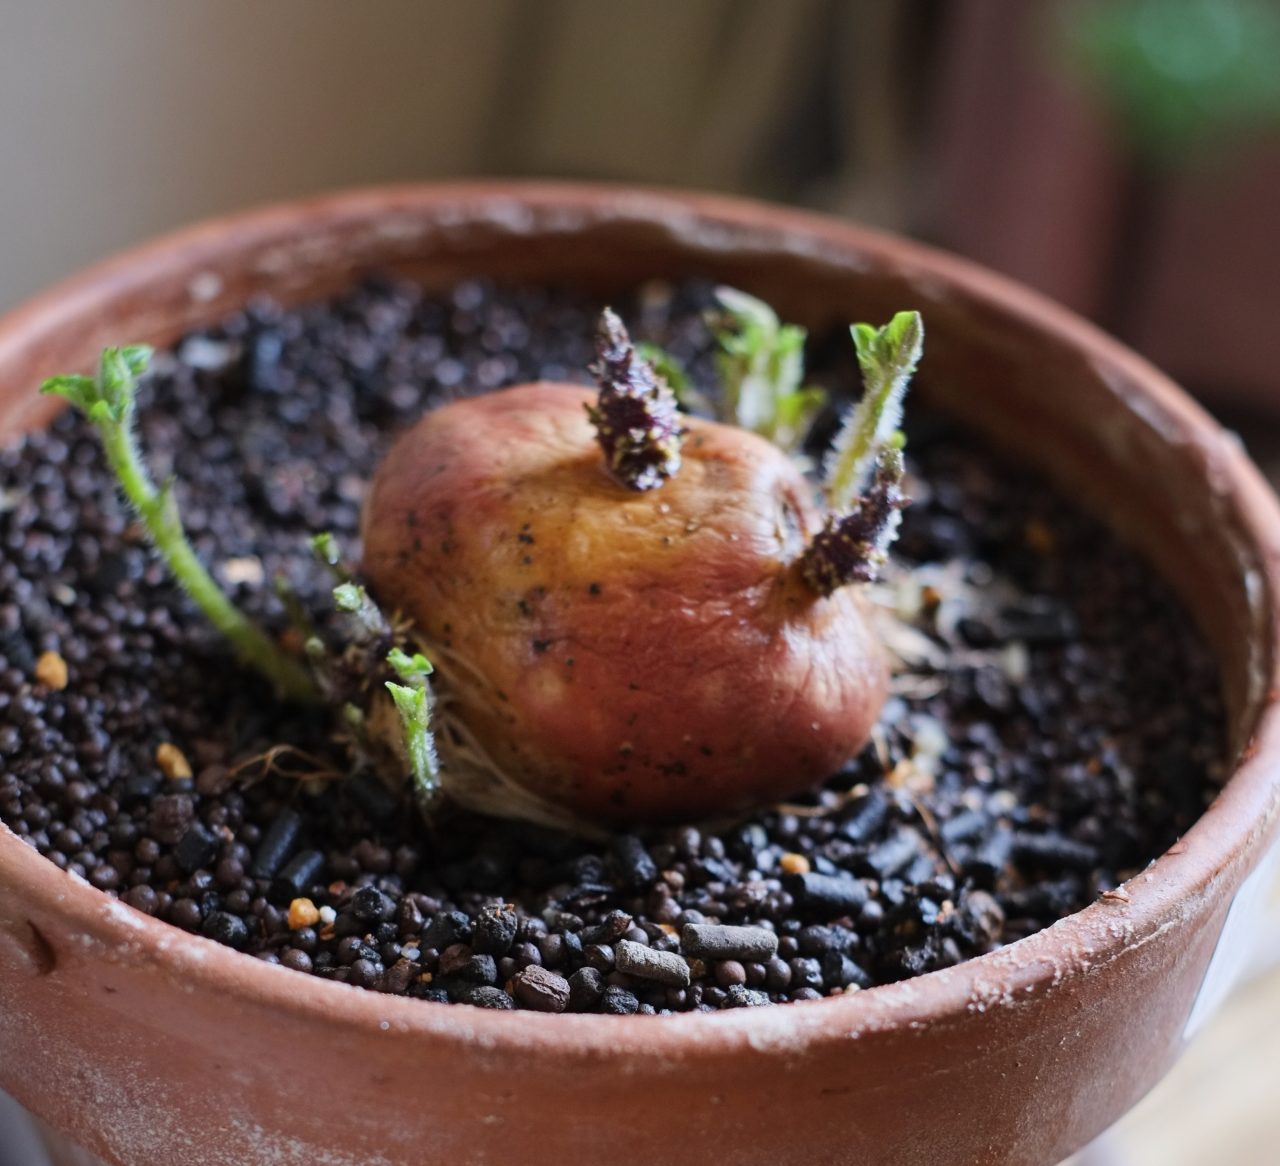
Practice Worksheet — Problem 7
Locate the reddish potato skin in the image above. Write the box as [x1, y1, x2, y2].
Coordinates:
[362, 383, 888, 827]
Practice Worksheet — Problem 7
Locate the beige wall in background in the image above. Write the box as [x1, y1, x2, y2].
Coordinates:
[1, 0, 910, 314]
[0, 0, 518, 311]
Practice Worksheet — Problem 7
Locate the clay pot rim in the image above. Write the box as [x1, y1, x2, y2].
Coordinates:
[2, 180, 1279, 1058]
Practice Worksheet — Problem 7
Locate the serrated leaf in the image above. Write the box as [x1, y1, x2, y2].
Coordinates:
[93, 346, 144, 424]
[386, 679, 424, 720]
[120, 345, 154, 377]
[850, 322, 879, 360]
[331, 577, 388, 641]
[98, 347, 130, 398]
[388, 645, 433, 684]
[39, 374, 97, 407]
[386, 680, 439, 801]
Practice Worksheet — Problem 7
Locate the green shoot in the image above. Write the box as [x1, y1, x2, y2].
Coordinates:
[310, 531, 343, 571]
[385, 645, 440, 807]
[332, 582, 364, 611]
[41, 348, 315, 702]
[333, 581, 388, 641]
[635, 341, 714, 416]
[711, 286, 826, 453]
[635, 341, 691, 399]
[388, 646, 434, 681]
[823, 311, 923, 512]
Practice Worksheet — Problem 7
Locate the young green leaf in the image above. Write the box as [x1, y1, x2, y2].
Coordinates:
[386, 680, 440, 806]
[635, 341, 689, 397]
[310, 531, 342, 568]
[332, 581, 388, 641]
[823, 311, 923, 512]
[635, 340, 714, 417]
[39, 374, 98, 413]
[40, 347, 315, 702]
[332, 582, 364, 611]
[711, 286, 825, 453]
[387, 646, 434, 683]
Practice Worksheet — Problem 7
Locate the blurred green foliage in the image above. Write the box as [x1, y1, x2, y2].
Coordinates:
[1067, 0, 1280, 162]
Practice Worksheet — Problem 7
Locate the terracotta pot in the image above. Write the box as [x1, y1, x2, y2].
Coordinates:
[1, 183, 1278, 1166]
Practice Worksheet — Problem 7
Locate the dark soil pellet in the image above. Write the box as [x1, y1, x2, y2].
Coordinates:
[0, 277, 1225, 1013]
[823, 952, 872, 990]
[601, 986, 640, 1015]
[473, 905, 519, 956]
[511, 965, 571, 1013]
[611, 835, 658, 890]
[351, 885, 395, 922]
[839, 789, 890, 842]
[722, 985, 771, 1008]
[782, 871, 870, 917]
[457, 985, 514, 1010]
[567, 967, 606, 1012]
[173, 823, 218, 875]
[681, 923, 778, 962]
[964, 828, 1015, 887]
[202, 911, 249, 949]
[1010, 831, 1100, 872]
[614, 939, 691, 987]
[250, 808, 303, 879]
[270, 848, 324, 902]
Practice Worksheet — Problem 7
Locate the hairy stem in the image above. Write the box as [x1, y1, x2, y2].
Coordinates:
[800, 311, 923, 595]
[42, 348, 316, 701]
[823, 311, 923, 512]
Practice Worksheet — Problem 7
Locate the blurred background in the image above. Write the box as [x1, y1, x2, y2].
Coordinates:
[5, 0, 1280, 417]
[2, 1, 1278, 1162]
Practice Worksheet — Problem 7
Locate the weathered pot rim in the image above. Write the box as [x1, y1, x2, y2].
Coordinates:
[2, 180, 1279, 1061]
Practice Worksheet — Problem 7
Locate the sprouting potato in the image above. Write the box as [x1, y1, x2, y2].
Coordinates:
[361, 380, 889, 830]
[45, 299, 920, 835]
